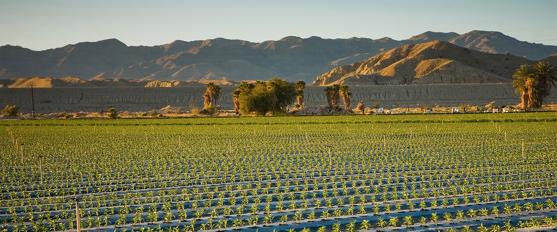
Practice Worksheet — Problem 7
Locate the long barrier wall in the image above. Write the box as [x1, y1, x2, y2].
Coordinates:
[2, 84, 557, 113]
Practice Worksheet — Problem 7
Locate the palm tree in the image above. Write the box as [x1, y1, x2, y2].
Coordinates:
[266, 81, 279, 111]
[512, 65, 533, 110]
[295, 81, 305, 108]
[211, 83, 221, 107]
[532, 61, 557, 107]
[339, 85, 352, 111]
[232, 89, 241, 114]
[331, 84, 340, 110]
[513, 62, 557, 109]
[203, 82, 221, 110]
[203, 91, 212, 110]
[324, 86, 334, 109]
[526, 77, 537, 108]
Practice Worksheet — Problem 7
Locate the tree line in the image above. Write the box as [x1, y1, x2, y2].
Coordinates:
[195, 61, 557, 116]
[201, 79, 357, 115]
[203, 78, 309, 115]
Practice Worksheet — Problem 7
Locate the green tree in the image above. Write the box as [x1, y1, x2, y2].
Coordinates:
[339, 85, 352, 111]
[295, 81, 306, 109]
[324, 84, 341, 111]
[513, 64, 534, 110]
[238, 78, 296, 115]
[532, 61, 557, 107]
[513, 62, 557, 109]
[202, 82, 221, 113]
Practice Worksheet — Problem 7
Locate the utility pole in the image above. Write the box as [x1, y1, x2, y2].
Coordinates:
[30, 85, 36, 118]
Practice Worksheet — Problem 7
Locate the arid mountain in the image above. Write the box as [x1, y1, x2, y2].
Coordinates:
[1, 31, 555, 83]
[3, 76, 236, 88]
[314, 41, 531, 86]
[0, 37, 401, 82]
[406, 31, 460, 42]
[448, 31, 557, 60]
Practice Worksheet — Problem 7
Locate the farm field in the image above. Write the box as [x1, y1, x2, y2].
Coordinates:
[2, 113, 557, 231]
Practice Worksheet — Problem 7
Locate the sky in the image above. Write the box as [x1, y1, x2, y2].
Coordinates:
[1, 0, 556, 50]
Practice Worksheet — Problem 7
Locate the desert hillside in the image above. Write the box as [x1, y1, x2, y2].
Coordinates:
[449, 31, 557, 60]
[314, 41, 531, 86]
[3, 77, 236, 88]
[1, 31, 556, 83]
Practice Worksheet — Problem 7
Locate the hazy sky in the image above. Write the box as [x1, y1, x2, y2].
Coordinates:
[1, 0, 556, 50]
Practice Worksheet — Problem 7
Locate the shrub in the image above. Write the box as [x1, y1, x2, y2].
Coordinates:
[199, 106, 216, 115]
[1, 105, 18, 117]
[106, 107, 118, 119]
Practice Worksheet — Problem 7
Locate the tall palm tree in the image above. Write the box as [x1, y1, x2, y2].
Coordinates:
[324, 86, 334, 109]
[339, 85, 352, 111]
[512, 65, 533, 110]
[533, 61, 557, 106]
[266, 80, 279, 111]
[526, 78, 538, 108]
[513, 62, 557, 109]
[331, 84, 340, 110]
[202, 91, 212, 110]
[232, 89, 241, 114]
[324, 85, 340, 110]
[211, 83, 221, 107]
[295, 81, 305, 108]
[203, 82, 221, 110]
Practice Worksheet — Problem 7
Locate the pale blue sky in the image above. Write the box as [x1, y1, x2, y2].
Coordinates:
[1, 0, 556, 50]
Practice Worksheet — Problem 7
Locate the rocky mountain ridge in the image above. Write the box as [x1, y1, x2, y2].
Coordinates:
[2, 30, 556, 83]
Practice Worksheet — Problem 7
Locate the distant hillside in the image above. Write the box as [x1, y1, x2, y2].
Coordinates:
[314, 41, 531, 86]
[449, 31, 557, 60]
[407, 31, 460, 42]
[2, 77, 236, 88]
[1, 30, 556, 83]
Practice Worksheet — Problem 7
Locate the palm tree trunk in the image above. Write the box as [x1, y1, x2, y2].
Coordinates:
[331, 93, 339, 110]
[527, 87, 537, 108]
[203, 94, 211, 109]
[296, 95, 304, 108]
[519, 91, 528, 110]
[233, 96, 239, 114]
[342, 96, 351, 111]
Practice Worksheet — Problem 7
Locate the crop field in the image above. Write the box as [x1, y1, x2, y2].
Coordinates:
[1, 113, 557, 231]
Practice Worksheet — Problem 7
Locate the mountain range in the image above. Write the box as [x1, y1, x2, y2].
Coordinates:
[315, 40, 534, 86]
[1, 30, 557, 84]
